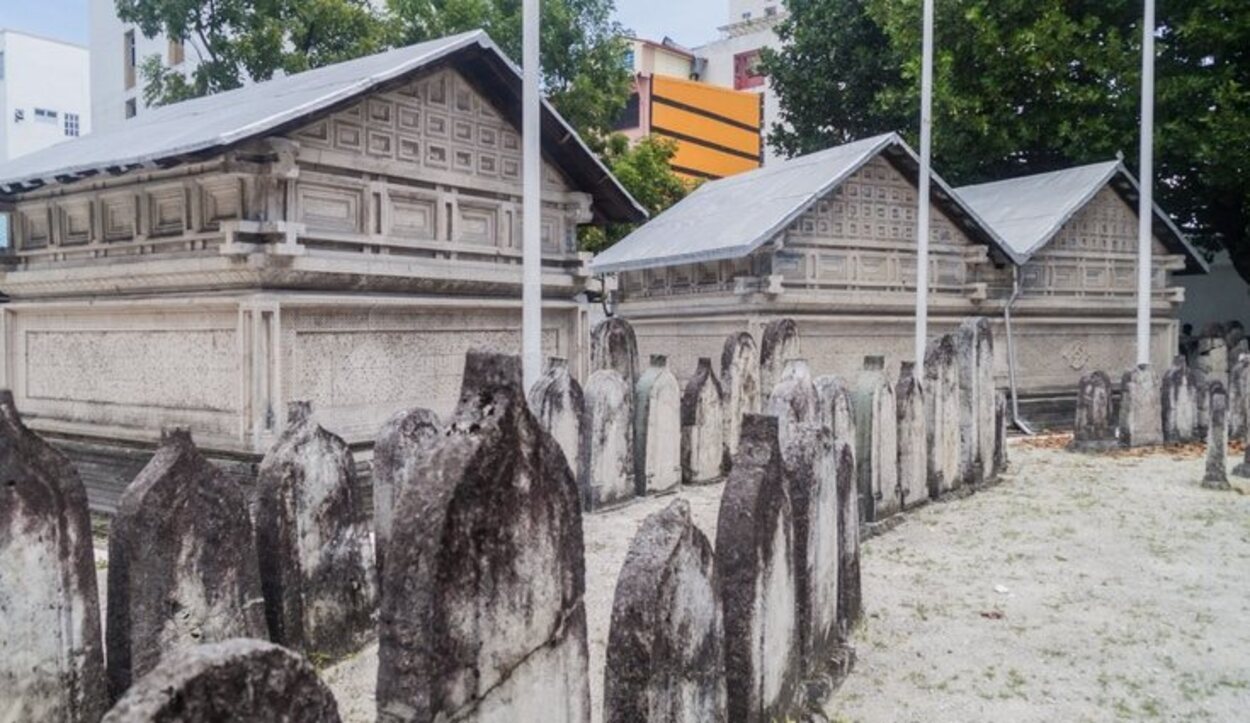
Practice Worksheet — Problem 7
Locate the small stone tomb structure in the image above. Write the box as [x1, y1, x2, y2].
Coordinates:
[634, 355, 683, 496]
[760, 319, 800, 400]
[529, 357, 587, 490]
[896, 362, 928, 509]
[682, 358, 728, 485]
[1119, 364, 1164, 447]
[956, 318, 996, 486]
[1229, 353, 1248, 442]
[853, 356, 900, 523]
[1162, 355, 1204, 443]
[1070, 371, 1117, 452]
[834, 440, 861, 639]
[814, 375, 856, 447]
[604, 499, 725, 723]
[372, 406, 442, 578]
[583, 368, 636, 510]
[592, 317, 641, 390]
[721, 332, 762, 457]
[1203, 382, 1231, 490]
[924, 334, 961, 497]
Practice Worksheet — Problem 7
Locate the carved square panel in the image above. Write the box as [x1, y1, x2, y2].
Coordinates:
[479, 126, 497, 147]
[453, 148, 474, 172]
[367, 99, 394, 127]
[397, 105, 421, 131]
[426, 144, 448, 168]
[427, 75, 447, 105]
[58, 200, 92, 245]
[22, 206, 51, 249]
[200, 178, 242, 230]
[296, 120, 330, 145]
[102, 195, 137, 242]
[367, 131, 394, 158]
[334, 121, 363, 150]
[502, 130, 519, 151]
[426, 112, 448, 137]
[454, 84, 473, 112]
[148, 185, 186, 237]
[297, 182, 363, 234]
[397, 136, 421, 162]
[478, 155, 498, 176]
[458, 203, 498, 245]
[453, 120, 473, 142]
[389, 192, 438, 239]
[502, 158, 520, 180]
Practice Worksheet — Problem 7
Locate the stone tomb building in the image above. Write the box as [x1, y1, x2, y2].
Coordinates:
[590, 135, 1205, 424]
[0, 31, 643, 508]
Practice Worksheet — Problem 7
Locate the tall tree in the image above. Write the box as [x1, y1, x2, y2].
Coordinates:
[766, 0, 1250, 283]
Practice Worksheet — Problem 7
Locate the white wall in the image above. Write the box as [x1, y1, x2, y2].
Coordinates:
[0, 31, 91, 161]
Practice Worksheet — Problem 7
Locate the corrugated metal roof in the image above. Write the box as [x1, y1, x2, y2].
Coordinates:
[589, 132, 1015, 273]
[0, 30, 646, 223]
[956, 160, 1206, 272]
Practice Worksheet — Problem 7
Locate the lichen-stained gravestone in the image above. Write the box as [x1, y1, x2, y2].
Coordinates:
[604, 499, 725, 723]
[634, 355, 682, 496]
[1070, 371, 1117, 452]
[759, 318, 800, 400]
[1229, 353, 1249, 442]
[0, 390, 107, 723]
[924, 335, 961, 498]
[852, 356, 900, 523]
[256, 402, 375, 659]
[1203, 382, 1231, 490]
[778, 423, 840, 678]
[528, 357, 587, 489]
[583, 368, 636, 510]
[721, 331, 762, 457]
[896, 362, 928, 510]
[956, 318, 995, 486]
[1119, 364, 1163, 447]
[767, 359, 818, 449]
[107, 429, 267, 696]
[833, 440, 860, 639]
[715, 414, 799, 723]
[815, 375, 856, 445]
[373, 406, 441, 578]
[682, 358, 728, 485]
[994, 391, 1009, 479]
[1162, 355, 1203, 443]
[591, 317, 641, 390]
[1235, 409, 1250, 479]
[974, 319, 997, 483]
[101, 639, 341, 723]
[377, 352, 590, 723]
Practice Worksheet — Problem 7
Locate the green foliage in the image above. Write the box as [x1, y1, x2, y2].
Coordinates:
[579, 135, 695, 253]
[767, 0, 1250, 283]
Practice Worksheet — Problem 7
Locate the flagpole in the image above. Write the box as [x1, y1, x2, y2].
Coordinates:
[1136, 0, 1155, 367]
[522, 0, 543, 388]
[914, 0, 934, 369]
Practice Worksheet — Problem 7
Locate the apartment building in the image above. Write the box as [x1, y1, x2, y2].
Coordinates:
[0, 29, 91, 161]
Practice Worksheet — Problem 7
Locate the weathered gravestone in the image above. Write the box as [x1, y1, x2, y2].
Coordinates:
[760, 318, 800, 400]
[373, 406, 441, 578]
[814, 375, 857, 446]
[975, 319, 998, 483]
[779, 423, 840, 679]
[1119, 364, 1164, 447]
[1196, 334, 1229, 382]
[1203, 382, 1231, 490]
[1070, 371, 1117, 452]
[107, 429, 267, 697]
[583, 368, 635, 510]
[767, 358, 818, 450]
[634, 355, 683, 496]
[721, 331, 762, 457]
[0, 390, 107, 723]
[682, 358, 728, 485]
[377, 352, 590, 723]
[604, 499, 725, 723]
[529, 357, 587, 489]
[1235, 416, 1250, 479]
[924, 334, 961, 497]
[994, 391, 1009, 479]
[256, 402, 375, 659]
[101, 639, 341, 723]
[956, 318, 996, 485]
[591, 317, 641, 390]
[1229, 353, 1249, 442]
[833, 440, 860, 640]
[1162, 355, 1204, 443]
[715, 414, 799, 723]
[853, 356, 900, 523]
[896, 362, 928, 509]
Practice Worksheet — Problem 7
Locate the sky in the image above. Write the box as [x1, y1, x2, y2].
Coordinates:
[0, 0, 726, 49]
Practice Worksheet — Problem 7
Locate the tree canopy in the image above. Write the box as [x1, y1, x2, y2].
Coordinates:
[579, 135, 696, 254]
[763, 0, 1250, 283]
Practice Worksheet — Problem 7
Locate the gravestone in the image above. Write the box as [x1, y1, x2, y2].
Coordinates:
[1070, 371, 1117, 452]
[814, 375, 856, 446]
[1229, 353, 1248, 442]
[1119, 364, 1163, 447]
[583, 368, 635, 510]
[101, 639, 341, 722]
[1196, 334, 1229, 382]
[721, 332, 762, 457]
[604, 499, 725, 723]
[591, 317, 641, 389]
[852, 356, 900, 523]
[373, 406, 441, 578]
[896, 362, 928, 509]
[682, 358, 728, 485]
[974, 319, 997, 482]
[1203, 382, 1231, 490]
[1162, 355, 1203, 443]
[833, 440, 860, 639]
[924, 335, 961, 497]
[779, 424, 840, 678]
[634, 355, 683, 496]
[956, 318, 995, 486]
[767, 358, 818, 450]
[1235, 418, 1250, 479]
[715, 414, 799, 723]
[377, 352, 590, 723]
[256, 402, 375, 659]
[994, 391, 1009, 478]
[0, 391, 107, 723]
[529, 357, 587, 489]
[107, 429, 267, 697]
[760, 318, 800, 400]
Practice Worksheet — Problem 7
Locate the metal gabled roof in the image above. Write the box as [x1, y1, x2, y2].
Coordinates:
[0, 30, 646, 224]
[956, 160, 1207, 273]
[589, 132, 1015, 274]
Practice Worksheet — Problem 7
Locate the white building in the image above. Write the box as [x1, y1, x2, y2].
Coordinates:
[0, 29, 91, 162]
[693, 0, 786, 163]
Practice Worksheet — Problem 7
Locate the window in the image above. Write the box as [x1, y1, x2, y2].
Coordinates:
[168, 39, 185, 65]
[125, 98, 137, 119]
[64, 113, 80, 137]
[734, 50, 766, 90]
[622, 48, 635, 71]
[34, 108, 58, 123]
[613, 93, 641, 131]
[124, 29, 137, 89]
